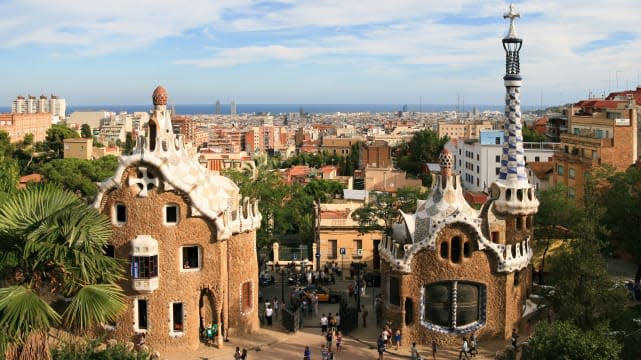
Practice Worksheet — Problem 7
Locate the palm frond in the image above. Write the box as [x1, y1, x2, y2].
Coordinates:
[62, 284, 125, 331]
[0, 286, 61, 341]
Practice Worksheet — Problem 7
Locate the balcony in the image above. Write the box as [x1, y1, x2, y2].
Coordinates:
[554, 150, 600, 167]
[132, 277, 159, 293]
[560, 133, 614, 148]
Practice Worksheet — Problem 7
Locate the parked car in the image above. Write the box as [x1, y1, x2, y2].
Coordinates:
[364, 270, 381, 287]
[302, 285, 341, 303]
[260, 271, 275, 286]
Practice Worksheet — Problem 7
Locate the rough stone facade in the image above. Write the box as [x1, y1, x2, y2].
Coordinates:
[93, 87, 260, 353]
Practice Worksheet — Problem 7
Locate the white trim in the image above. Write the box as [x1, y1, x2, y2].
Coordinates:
[179, 245, 202, 272]
[133, 297, 149, 334]
[169, 301, 185, 338]
[113, 203, 127, 225]
[164, 203, 180, 226]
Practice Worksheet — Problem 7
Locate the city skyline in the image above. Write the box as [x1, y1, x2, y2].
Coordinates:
[1, 1, 640, 106]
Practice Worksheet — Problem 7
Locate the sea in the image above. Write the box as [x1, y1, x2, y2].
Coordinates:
[0, 103, 532, 116]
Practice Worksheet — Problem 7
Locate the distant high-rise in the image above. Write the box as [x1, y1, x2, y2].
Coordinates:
[230, 100, 237, 116]
[11, 94, 66, 119]
[215, 100, 221, 115]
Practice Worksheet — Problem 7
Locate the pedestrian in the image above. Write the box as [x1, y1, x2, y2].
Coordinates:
[321, 313, 328, 334]
[234, 346, 241, 360]
[432, 340, 437, 360]
[326, 329, 334, 351]
[313, 294, 319, 316]
[273, 297, 280, 320]
[377, 334, 386, 360]
[410, 342, 421, 360]
[241, 348, 248, 359]
[321, 344, 328, 360]
[335, 312, 341, 331]
[469, 333, 477, 356]
[361, 305, 368, 328]
[303, 345, 311, 360]
[336, 331, 343, 353]
[360, 278, 366, 296]
[511, 328, 519, 352]
[395, 328, 402, 350]
[265, 305, 273, 326]
[458, 337, 470, 360]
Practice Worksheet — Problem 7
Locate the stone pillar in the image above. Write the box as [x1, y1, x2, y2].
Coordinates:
[272, 242, 280, 267]
[312, 242, 318, 271]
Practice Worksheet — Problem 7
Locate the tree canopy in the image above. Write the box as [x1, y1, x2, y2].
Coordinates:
[45, 124, 79, 158]
[395, 129, 448, 185]
[525, 321, 621, 360]
[35, 156, 119, 201]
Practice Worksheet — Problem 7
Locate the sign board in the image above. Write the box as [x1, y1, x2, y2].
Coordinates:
[615, 118, 630, 126]
[315, 252, 321, 259]
[292, 254, 297, 260]
[340, 247, 346, 255]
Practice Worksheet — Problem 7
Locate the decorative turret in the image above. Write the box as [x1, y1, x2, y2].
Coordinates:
[492, 4, 538, 215]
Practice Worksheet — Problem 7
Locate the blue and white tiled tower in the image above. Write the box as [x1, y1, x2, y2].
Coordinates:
[491, 4, 539, 215]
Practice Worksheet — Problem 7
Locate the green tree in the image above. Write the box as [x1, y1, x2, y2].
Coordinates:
[395, 130, 448, 182]
[80, 124, 92, 139]
[36, 156, 119, 201]
[352, 186, 428, 235]
[601, 166, 641, 282]
[123, 132, 135, 155]
[534, 184, 581, 283]
[22, 133, 34, 147]
[45, 124, 79, 158]
[546, 173, 627, 330]
[0, 185, 125, 359]
[303, 179, 344, 203]
[522, 125, 547, 142]
[525, 321, 621, 360]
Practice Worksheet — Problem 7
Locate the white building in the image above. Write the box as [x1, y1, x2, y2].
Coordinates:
[452, 130, 559, 192]
[11, 94, 66, 119]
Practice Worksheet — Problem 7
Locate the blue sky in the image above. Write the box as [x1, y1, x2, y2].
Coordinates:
[1, 0, 640, 106]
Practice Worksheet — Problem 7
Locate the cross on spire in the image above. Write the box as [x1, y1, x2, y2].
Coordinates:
[503, 3, 520, 39]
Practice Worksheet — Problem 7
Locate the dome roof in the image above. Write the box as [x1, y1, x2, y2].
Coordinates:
[152, 85, 168, 105]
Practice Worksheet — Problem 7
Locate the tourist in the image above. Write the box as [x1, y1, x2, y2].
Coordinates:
[395, 328, 402, 350]
[320, 313, 328, 334]
[410, 342, 421, 360]
[335, 312, 341, 331]
[511, 328, 519, 352]
[381, 328, 388, 349]
[241, 348, 248, 359]
[320, 344, 328, 360]
[325, 329, 334, 351]
[265, 305, 273, 326]
[137, 333, 146, 351]
[377, 334, 386, 360]
[458, 337, 470, 360]
[303, 345, 311, 360]
[361, 305, 369, 327]
[432, 340, 437, 360]
[234, 346, 241, 360]
[273, 297, 280, 320]
[469, 333, 478, 356]
[335, 331, 343, 353]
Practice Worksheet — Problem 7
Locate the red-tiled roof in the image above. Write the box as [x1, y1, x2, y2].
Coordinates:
[527, 161, 554, 180]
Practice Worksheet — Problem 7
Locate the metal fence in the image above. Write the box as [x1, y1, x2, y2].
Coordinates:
[279, 245, 310, 262]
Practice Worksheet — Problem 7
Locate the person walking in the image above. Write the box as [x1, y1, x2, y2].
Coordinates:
[458, 337, 470, 360]
[361, 305, 368, 328]
[469, 333, 478, 356]
[240, 348, 248, 359]
[377, 334, 386, 360]
[336, 331, 343, 353]
[320, 313, 328, 334]
[265, 305, 273, 326]
[511, 328, 519, 352]
[410, 342, 421, 360]
[395, 328, 402, 350]
[325, 329, 334, 352]
[233, 346, 242, 360]
[303, 345, 311, 360]
[431, 340, 437, 360]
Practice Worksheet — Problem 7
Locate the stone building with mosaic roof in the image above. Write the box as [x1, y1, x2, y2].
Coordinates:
[380, 4, 538, 345]
[93, 86, 262, 352]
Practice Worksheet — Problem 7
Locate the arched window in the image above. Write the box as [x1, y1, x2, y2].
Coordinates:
[451, 237, 462, 263]
[463, 241, 472, 258]
[440, 242, 449, 259]
[423, 281, 485, 332]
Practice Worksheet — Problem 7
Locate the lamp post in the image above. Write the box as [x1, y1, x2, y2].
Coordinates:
[277, 264, 285, 306]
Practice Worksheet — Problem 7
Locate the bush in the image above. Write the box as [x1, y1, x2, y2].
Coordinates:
[525, 321, 621, 360]
[52, 338, 149, 360]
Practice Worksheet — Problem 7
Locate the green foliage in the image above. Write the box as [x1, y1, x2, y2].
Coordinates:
[281, 151, 343, 170]
[610, 304, 641, 360]
[0, 157, 20, 194]
[0, 185, 125, 355]
[36, 156, 119, 201]
[124, 132, 135, 154]
[522, 125, 547, 142]
[395, 130, 448, 181]
[0, 130, 15, 158]
[45, 124, 79, 158]
[80, 124, 92, 139]
[352, 186, 428, 235]
[22, 133, 34, 146]
[601, 166, 641, 282]
[52, 337, 149, 360]
[303, 179, 344, 203]
[525, 321, 621, 360]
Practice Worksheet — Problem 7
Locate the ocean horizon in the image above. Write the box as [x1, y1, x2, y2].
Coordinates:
[0, 103, 544, 115]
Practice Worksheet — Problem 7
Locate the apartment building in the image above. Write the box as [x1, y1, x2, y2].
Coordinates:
[437, 120, 493, 140]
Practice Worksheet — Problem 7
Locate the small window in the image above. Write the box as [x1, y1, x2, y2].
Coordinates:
[241, 281, 253, 314]
[136, 299, 148, 331]
[389, 277, 401, 306]
[328, 240, 338, 259]
[182, 246, 201, 270]
[165, 204, 179, 224]
[535, 156, 540, 162]
[514, 271, 520, 286]
[491, 231, 499, 243]
[172, 302, 184, 332]
[105, 245, 115, 258]
[131, 255, 158, 279]
[451, 237, 462, 263]
[516, 217, 523, 230]
[495, 155, 500, 163]
[557, 165, 564, 176]
[440, 242, 448, 259]
[496, 167, 500, 175]
[568, 168, 576, 179]
[463, 241, 472, 258]
[405, 298, 414, 325]
[114, 203, 127, 224]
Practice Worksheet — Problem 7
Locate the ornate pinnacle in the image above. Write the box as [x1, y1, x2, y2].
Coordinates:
[503, 4, 520, 39]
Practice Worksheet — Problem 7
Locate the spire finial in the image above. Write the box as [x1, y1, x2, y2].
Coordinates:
[503, 3, 520, 39]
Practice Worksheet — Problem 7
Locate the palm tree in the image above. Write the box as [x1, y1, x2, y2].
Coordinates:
[0, 185, 125, 359]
